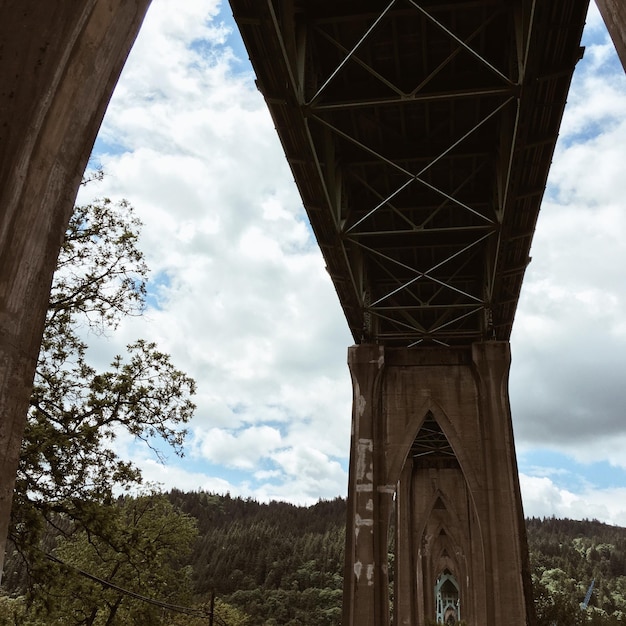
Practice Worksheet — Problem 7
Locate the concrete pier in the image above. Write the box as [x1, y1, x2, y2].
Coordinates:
[342, 342, 534, 626]
[0, 0, 151, 580]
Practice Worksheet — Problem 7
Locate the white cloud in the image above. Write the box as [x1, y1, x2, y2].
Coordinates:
[137, 458, 237, 494]
[510, 19, 626, 460]
[195, 426, 283, 469]
[520, 474, 626, 527]
[270, 446, 347, 501]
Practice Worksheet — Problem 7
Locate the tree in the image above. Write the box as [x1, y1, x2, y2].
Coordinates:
[29, 494, 198, 626]
[168, 598, 252, 626]
[6, 196, 196, 593]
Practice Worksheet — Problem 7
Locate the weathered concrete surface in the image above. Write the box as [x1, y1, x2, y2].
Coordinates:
[0, 0, 151, 581]
[596, 0, 626, 72]
[342, 345, 390, 626]
[342, 342, 534, 626]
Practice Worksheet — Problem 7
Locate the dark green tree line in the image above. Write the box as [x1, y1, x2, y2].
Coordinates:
[167, 493, 626, 626]
[168, 491, 345, 625]
[6, 487, 626, 625]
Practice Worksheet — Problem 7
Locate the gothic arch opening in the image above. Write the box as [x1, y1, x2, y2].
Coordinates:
[435, 569, 461, 626]
[393, 410, 480, 624]
[436, 570, 461, 625]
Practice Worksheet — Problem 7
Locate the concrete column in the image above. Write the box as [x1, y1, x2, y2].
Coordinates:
[394, 460, 416, 623]
[342, 344, 392, 626]
[0, 0, 151, 580]
[472, 342, 536, 625]
[342, 342, 534, 626]
[596, 0, 626, 72]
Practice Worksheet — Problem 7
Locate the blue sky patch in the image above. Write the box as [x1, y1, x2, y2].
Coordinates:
[145, 271, 172, 311]
[518, 448, 626, 492]
[221, 11, 251, 69]
[92, 135, 128, 161]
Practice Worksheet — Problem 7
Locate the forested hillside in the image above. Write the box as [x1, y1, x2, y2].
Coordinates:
[167, 490, 345, 625]
[3, 491, 626, 625]
[528, 516, 626, 624]
[167, 492, 626, 625]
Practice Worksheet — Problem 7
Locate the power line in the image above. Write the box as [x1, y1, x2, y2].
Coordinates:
[45, 552, 228, 625]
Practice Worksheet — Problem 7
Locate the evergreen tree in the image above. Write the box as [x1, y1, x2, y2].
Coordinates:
[6, 196, 195, 598]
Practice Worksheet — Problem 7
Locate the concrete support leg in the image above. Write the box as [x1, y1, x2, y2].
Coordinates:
[471, 342, 535, 625]
[596, 0, 626, 73]
[342, 345, 392, 626]
[0, 0, 151, 581]
[342, 342, 535, 626]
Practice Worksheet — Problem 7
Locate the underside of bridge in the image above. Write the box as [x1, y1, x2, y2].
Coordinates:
[229, 1, 590, 624]
[231, 0, 589, 348]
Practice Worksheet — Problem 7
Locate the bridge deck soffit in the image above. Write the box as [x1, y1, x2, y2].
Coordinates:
[230, 0, 589, 347]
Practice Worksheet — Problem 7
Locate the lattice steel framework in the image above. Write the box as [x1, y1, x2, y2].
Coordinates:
[411, 412, 459, 470]
[230, 0, 588, 346]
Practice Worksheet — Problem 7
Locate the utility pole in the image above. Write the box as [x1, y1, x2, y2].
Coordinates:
[209, 590, 215, 626]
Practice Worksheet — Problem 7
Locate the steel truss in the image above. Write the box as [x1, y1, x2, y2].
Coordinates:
[295, 0, 524, 345]
[232, 0, 586, 347]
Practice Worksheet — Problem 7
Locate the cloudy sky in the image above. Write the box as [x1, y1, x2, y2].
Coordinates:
[81, 1, 626, 525]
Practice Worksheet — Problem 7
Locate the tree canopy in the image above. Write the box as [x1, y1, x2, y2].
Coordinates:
[25, 494, 198, 625]
[6, 196, 196, 619]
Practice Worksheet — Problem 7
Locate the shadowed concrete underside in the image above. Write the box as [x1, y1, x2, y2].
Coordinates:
[0, 0, 152, 581]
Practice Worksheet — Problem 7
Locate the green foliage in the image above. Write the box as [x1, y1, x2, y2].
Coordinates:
[528, 517, 626, 625]
[213, 598, 253, 626]
[33, 494, 197, 625]
[7, 487, 626, 626]
[169, 495, 626, 626]
[0, 595, 41, 626]
[168, 491, 346, 625]
[5, 196, 197, 623]
[15, 336, 195, 537]
[3, 495, 200, 625]
[48, 196, 147, 332]
[17, 197, 195, 512]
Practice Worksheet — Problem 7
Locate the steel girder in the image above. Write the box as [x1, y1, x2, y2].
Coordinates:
[230, 0, 589, 347]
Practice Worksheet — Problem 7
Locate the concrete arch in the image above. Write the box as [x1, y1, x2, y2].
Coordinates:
[424, 513, 472, 620]
[0, 0, 152, 579]
[406, 453, 480, 623]
[386, 402, 483, 523]
[416, 488, 472, 553]
[348, 344, 526, 625]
